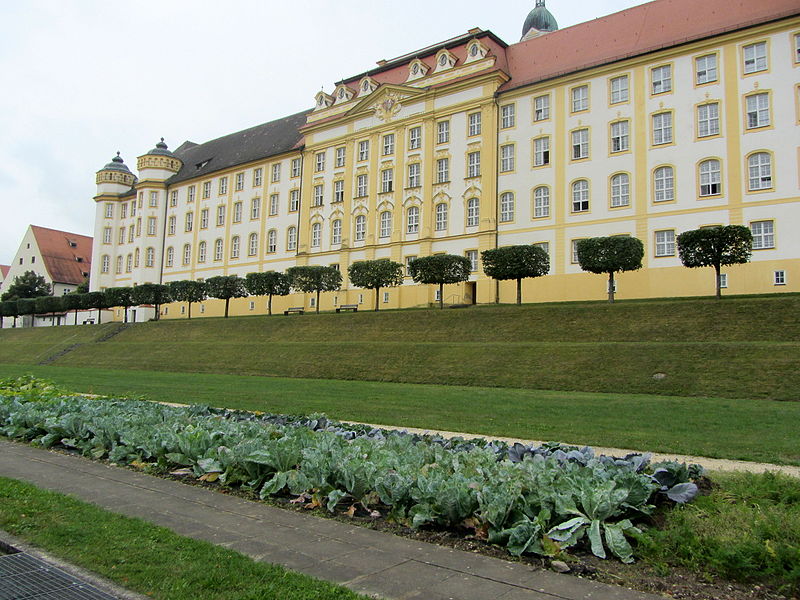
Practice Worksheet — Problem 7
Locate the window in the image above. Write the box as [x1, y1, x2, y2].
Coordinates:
[165, 247, 174, 267]
[746, 93, 770, 129]
[533, 186, 550, 218]
[231, 236, 240, 259]
[315, 152, 326, 172]
[380, 211, 392, 238]
[149, 191, 158, 207]
[291, 158, 302, 178]
[610, 121, 629, 153]
[467, 151, 480, 178]
[216, 205, 225, 226]
[697, 103, 720, 137]
[121, 204, 127, 218]
[500, 192, 514, 222]
[126, 254, 132, 272]
[466, 250, 478, 272]
[718, 273, 728, 289]
[654, 166, 675, 202]
[254, 168, 263, 187]
[383, 291, 390, 304]
[202, 181, 211, 199]
[748, 152, 772, 191]
[287, 226, 297, 251]
[696, 54, 717, 84]
[534, 95, 550, 121]
[436, 158, 449, 183]
[313, 185, 324, 207]
[409, 126, 421, 150]
[128, 225, 134, 243]
[533, 136, 550, 166]
[751, 220, 774, 249]
[468, 112, 482, 136]
[104, 203, 113, 218]
[572, 180, 590, 212]
[572, 85, 589, 112]
[653, 230, 676, 258]
[147, 217, 157, 235]
[404, 256, 416, 276]
[271, 163, 281, 182]
[167, 216, 176, 235]
[103, 227, 111, 244]
[437, 121, 450, 144]
[435, 203, 448, 231]
[610, 75, 629, 103]
[251, 197, 261, 219]
[185, 212, 194, 232]
[358, 140, 370, 161]
[170, 190, 178, 207]
[467, 198, 479, 227]
[743, 41, 767, 74]
[407, 206, 420, 233]
[610, 173, 630, 207]
[500, 145, 515, 172]
[699, 159, 722, 196]
[356, 174, 368, 197]
[198, 241, 207, 263]
[289, 190, 300, 212]
[136, 218, 141, 237]
[571, 240, 581, 264]
[248, 233, 258, 256]
[382, 134, 395, 155]
[200, 208, 209, 229]
[235, 173, 244, 191]
[501, 104, 515, 128]
[774, 270, 786, 285]
[381, 169, 394, 193]
[334, 180, 344, 202]
[119, 227, 125, 244]
[652, 112, 672, 145]
[354, 215, 366, 241]
[233, 202, 242, 223]
[214, 239, 223, 261]
[408, 163, 421, 187]
[651, 65, 672, 94]
[218, 177, 228, 195]
[332, 219, 342, 245]
[101, 254, 110, 273]
[183, 244, 191, 265]
[572, 129, 589, 159]
[267, 230, 277, 253]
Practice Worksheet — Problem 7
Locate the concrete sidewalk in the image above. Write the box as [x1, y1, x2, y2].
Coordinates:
[0, 439, 663, 600]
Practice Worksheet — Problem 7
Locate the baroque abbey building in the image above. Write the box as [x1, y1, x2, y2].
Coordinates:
[90, 0, 800, 318]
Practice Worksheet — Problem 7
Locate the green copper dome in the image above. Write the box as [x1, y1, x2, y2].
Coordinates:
[100, 152, 132, 173]
[522, 0, 559, 37]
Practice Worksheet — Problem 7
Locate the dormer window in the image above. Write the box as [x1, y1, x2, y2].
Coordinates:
[359, 77, 377, 97]
[464, 40, 489, 64]
[406, 59, 429, 82]
[333, 85, 355, 104]
[196, 160, 209, 170]
[434, 50, 456, 73]
[314, 91, 334, 110]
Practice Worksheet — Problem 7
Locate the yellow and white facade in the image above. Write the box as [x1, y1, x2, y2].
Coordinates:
[90, 0, 800, 319]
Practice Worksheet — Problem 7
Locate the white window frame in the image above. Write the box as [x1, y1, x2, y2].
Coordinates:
[291, 159, 301, 178]
[534, 136, 550, 166]
[214, 239, 223, 261]
[610, 173, 630, 207]
[380, 211, 392, 238]
[218, 177, 228, 195]
[774, 270, 786, 285]
[287, 226, 297, 251]
[499, 192, 514, 222]
[200, 208, 209, 229]
[746, 93, 770, 129]
[652, 112, 672, 145]
[572, 180, 590, 212]
[104, 203, 113, 218]
[268, 230, 277, 253]
[534, 186, 550, 218]
[311, 223, 321, 248]
[381, 169, 394, 193]
[435, 203, 448, 231]
[248, 233, 258, 256]
[572, 129, 589, 160]
[289, 189, 300, 212]
[437, 120, 450, 144]
[271, 163, 281, 182]
[334, 180, 344, 203]
[358, 140, 370, 161]
[168, 216, 176, 235]
[198, 242, 206, 263]
[233, 201, 242, 223]
[572, 85, 589, 112]
[743, 41, 767, 74]
[750, 220, 774, 249]
[408, 163, 421, 188]
[253, 168, 263, 187]
[651, 65, 672, 94]
[466, 198, 479, 227]
[231, 235, 240, 259]
[270, 193, 280, 215]
[501, 104, 515, 128]
[409, 126, 421, 150]
[216, 205, 225, 226]
[235, 173, 244, 191]
[655, 230, 675, 257]
[610, 120, 629, 153]
[315, 152, 326, 172]
[698, 103, 720, 137]
[695, 54, 717, 84]
[165, 247, 174, 268]
[183, 244, 192, 265]
[356, 174, 368, 197]
[500, 145, 515, 172]
[610, 75, 628, 103]
[354, 215, 366, 241]
[335, 147, 346, 168]
[468, 112, 482, 136]
[313, 185, 324, 207]
[466, 250, 478, 272]
[467, 152, 480, 178]
[332, 219, 342, 245]
[382, 134, 395, 156]
[699, 159, 722, 196]
[436, 158, 449, 183]
[534, 95, 550, 121]
[748, 152, 772, 191]
[654, 166, 675, 202]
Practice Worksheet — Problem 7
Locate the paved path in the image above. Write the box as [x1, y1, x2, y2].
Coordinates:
[0, 439, 663, 600]
[345, 422, 800, 478]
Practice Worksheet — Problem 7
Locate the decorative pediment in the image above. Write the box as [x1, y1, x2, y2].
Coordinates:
[406, 59, 430, 82]
[434, 49, 457, 73]
[314, 91, 334, 110]
[433, 190, 451, 204]
[358, 77, 378, 97]
[345, 84, 424, 122]
[402, 195, 422, 207]
[464, 39, 490, 64]
[462, 184, 481, 199]
[333, 85, 356, 104]
[376, 200, 394, 212]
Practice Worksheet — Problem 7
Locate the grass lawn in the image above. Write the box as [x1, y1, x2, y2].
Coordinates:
[0, 477, 366, 600]
[0, 364, 798, 465]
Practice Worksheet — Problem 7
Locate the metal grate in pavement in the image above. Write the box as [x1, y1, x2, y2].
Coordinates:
[0, 552, 118, 600]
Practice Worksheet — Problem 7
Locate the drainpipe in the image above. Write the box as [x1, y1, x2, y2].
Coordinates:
[493, 92, 501, 304]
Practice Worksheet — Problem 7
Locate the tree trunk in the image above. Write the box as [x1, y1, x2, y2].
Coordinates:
[516, 278, 522, 305]
[124, 307, 128, 323]
[268, 294, 273, 316]
[439, 283, 444, 309]
[607, 272, 616, 303]
[715, 264, 721, 300]
[188, 302, 192, 320]
[13, 316, 17, 328]
[224, 297, 230, 318]
[154, 304, 160, 321]
[74, 309, 78, 326]
[316, 290, 321, 313]
[97, 308, 102, 324]
[374, 287, 380, 311]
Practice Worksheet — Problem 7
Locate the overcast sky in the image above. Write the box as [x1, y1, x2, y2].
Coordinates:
[0, 0, 648, 263]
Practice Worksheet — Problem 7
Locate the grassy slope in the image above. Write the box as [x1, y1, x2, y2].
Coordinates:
[1, 364, 798, 464]
[0, 477, 365, 600]
[1, 295, 797, 400]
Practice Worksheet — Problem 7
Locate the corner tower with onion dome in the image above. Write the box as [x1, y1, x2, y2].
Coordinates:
[521, 0, 558, 41]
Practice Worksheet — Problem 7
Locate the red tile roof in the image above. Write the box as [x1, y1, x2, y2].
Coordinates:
[30, 226, 93, 286]
[0, 265, 9, 280]
[501, 0, 800, 92]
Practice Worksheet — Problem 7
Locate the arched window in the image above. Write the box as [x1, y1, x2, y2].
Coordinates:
[435, 203, 448, 231]
[466, 198, 479, 227]
[134, 248, 140, 267]
[610, 173, 630, 207]
[499, 192, 514, 222]
[231, 235, 240, 258]
[126, 254, 132, 272]
[198, 241, 207, 263]
[699, 159, 721, 196]
[380, 211, 392, 238]
[248, 233, 258, 256]
[116, 255, 123, 274]
[311, 222, 322, 247]
[747, 152, 772, 191]
[654, 166, 674, 202]
[165, 246, 174, 267]
[268, 230, 277, 253]
[287, 226, 297, 251]
[214, 239, 223, 261]
[183, 244, 191, 265]
[533, 186, 550, 218]
[572, 180, 589, 212]
[406, 206, 419, 233]
[145, 247, 155, 267]
[101, 255, 110, 273]
[354, 215, 366, 241]
[332, 219, 342, 245]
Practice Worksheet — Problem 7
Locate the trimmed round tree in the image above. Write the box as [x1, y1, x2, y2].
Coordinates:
[131, 283, 172, 321]
[62, 293, 87, 326]
[0, 299, 19, 328]
[34, 295, 64, 326]
[244, 271, 290, 316]
[677, 225, 752, 299]
[287, 266, 342, 313]
[205, 275, 247, 318]
[576, 236, 644, 303]
[105, 287, 135, 323]
[16, 298, 37, 327]
[481, 245, 550, 305]
[168, 280, 207, 319]
[409, 254, 471, 309]
[85, 291, 108, 324]
[347, 259, 404, 311]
